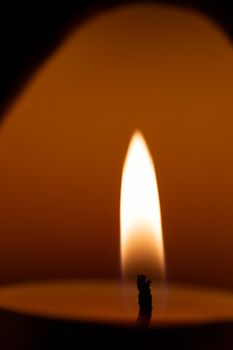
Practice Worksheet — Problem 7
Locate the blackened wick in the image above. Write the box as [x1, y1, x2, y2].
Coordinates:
[137, 274, 152, 326]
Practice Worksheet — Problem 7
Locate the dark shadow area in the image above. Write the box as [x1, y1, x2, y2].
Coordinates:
[0, 308, 232, 349]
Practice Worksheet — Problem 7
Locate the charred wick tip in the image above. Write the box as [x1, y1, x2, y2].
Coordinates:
[136, 274, 152, 327]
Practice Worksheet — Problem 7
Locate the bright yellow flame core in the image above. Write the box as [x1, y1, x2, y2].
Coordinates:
[120, 131, 165, 280]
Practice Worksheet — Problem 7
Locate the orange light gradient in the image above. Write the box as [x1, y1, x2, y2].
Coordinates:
[0, 5, 232, 288]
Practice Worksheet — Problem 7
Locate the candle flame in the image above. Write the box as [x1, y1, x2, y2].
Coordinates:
[120, 131, 165, 280]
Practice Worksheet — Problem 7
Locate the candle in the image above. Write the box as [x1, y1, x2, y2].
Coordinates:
[0, 280, 233, 325]
[0, 131, 232, 348]
[0, 281, 232, 348]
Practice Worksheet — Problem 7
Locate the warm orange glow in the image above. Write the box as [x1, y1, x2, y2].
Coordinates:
[0, 5, 232, 288]
[120, 131, 165, 280]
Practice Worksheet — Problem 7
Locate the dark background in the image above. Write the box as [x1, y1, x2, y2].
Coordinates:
[0, 0, 232, 119]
